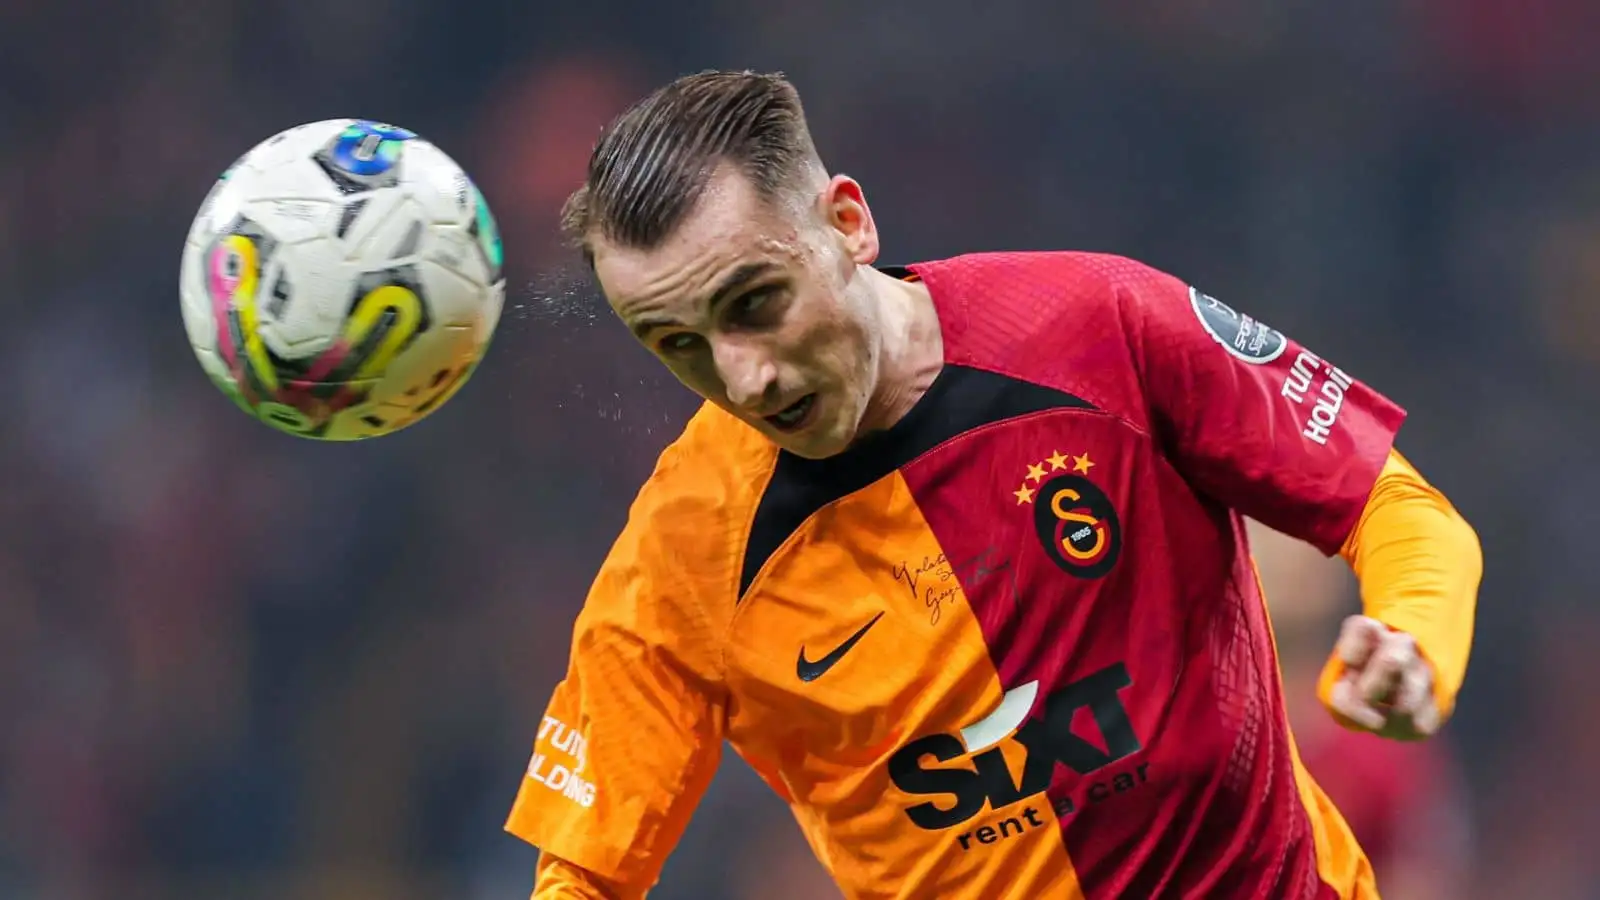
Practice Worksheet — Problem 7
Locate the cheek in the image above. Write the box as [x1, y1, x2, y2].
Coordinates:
[808, 315, 875, 396]
[829, 295, 876, 364]
[660, 355, 723, 397]
[794, 310, 854, 371]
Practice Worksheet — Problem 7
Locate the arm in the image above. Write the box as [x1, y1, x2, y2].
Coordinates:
[505, 448, 729, 896]
[1318, 449, 1483, 736]
[533, 851, 638, 900]
[1104, 259, 1476, 737]
[1114, 267, 1408, 557]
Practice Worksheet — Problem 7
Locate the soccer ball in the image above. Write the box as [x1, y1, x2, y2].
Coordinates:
[179, 119, 505, 440]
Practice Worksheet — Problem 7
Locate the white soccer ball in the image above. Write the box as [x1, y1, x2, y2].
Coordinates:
[179, 119, 505, 440]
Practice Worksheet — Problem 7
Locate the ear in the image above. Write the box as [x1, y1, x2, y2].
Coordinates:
[821, 174, 879, 265]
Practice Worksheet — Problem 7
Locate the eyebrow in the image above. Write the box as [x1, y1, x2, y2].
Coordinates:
[628, 261, 778, 339]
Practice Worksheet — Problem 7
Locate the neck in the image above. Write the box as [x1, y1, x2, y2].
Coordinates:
[859, 268, 942, 433]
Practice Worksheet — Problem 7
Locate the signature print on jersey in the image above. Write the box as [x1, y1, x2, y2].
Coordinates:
[892, 545, 1017, 626]
[1012, 450, 1122, 579]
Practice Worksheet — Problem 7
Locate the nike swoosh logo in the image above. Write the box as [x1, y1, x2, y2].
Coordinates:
[796, 612, 885, 682]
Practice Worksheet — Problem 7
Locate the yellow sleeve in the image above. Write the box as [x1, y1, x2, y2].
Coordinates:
[1318, 449, 1483, 724]
[533, 851, 639, 900]
[504, 431, 736, 892]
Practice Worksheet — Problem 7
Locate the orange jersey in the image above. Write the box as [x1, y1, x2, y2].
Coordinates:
[506, 252, 1406, 898]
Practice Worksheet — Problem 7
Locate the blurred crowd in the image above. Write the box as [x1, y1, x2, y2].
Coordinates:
[2, 1, 1597, 898]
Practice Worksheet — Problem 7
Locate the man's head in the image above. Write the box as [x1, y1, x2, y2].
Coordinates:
[561, 70, 896, 458]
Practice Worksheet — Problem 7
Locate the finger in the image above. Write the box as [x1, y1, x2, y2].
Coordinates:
[1388, 660, 1441, 737]
[1390, 655, 1433, 717]
[1358, 630, 1418, 706]
[1335, 616, 1385, 669]
[1329, 673, 1387, 730]
[1409, 693, 1443, 736]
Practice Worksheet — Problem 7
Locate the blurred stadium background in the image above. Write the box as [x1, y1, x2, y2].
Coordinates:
[3, 1, 1597, 897]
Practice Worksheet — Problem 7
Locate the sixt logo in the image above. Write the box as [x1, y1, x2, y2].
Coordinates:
[887, 664, 1148, 851]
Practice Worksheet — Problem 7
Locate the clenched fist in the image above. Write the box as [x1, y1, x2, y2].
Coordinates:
[1323, 615, 1443, 741]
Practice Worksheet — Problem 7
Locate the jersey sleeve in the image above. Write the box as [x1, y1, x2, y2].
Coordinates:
[1327, 449, 1482, 720]
[1112, 260, 1406, 554]
[505, 445, 729, 891]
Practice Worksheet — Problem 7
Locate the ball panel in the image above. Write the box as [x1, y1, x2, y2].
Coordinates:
[399, 139, 475, 225]
[254, 238, 356, 356]
[251, 197, 338, 245]
[423, 224, 491, 289]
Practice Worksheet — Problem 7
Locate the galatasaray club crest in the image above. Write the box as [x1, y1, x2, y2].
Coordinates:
[1011, 450, 1122, 579]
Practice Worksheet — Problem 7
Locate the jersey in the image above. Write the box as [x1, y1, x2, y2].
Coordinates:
[505, 251, 1408, 899]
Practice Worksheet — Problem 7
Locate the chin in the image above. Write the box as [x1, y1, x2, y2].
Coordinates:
[780, 406, 860, 460]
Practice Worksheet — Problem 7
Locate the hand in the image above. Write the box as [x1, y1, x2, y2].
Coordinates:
[1325, 615, 1442, 740]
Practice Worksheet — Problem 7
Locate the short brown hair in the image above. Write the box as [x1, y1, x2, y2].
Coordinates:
[560, 70, 824, 261]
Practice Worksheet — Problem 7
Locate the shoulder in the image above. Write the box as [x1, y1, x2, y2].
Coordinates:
[593, 402, 775, 613]
[907, 249, 1178, 309]
[907, 250, 1184, 422]
[639, 400, 776, 523]
[566, 404, 773, 685]
[907, 250, 1186, 358]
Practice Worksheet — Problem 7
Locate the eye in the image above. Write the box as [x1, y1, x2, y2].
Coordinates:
[657, 332, 703, 354]
[737, 289, 771, 313]
[729, 287, 782, 325]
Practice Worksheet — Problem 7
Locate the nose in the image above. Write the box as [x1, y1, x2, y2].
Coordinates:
[711, 336, 778, 411]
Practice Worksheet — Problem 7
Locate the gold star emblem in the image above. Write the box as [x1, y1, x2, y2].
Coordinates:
[1014, 484, 1035, 505]
[1046, 450, 1069, 471]
[1026, 462, 1047, 483]
[1073, 452, 1095, 474]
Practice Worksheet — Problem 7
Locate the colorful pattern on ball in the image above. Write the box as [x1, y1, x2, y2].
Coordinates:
[328, 121, 415, 177]
[472, 186, 504, 280]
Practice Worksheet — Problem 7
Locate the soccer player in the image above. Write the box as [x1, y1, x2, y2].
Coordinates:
[505, 70, 1483, 899]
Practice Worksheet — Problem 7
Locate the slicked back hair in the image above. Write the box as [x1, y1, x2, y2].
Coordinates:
[560, 70, 824, 264]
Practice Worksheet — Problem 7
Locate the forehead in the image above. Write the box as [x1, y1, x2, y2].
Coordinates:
[593, 169, 807, 320]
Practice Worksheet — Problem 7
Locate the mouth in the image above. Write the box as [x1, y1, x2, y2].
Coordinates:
[765, 394, 818, 433]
